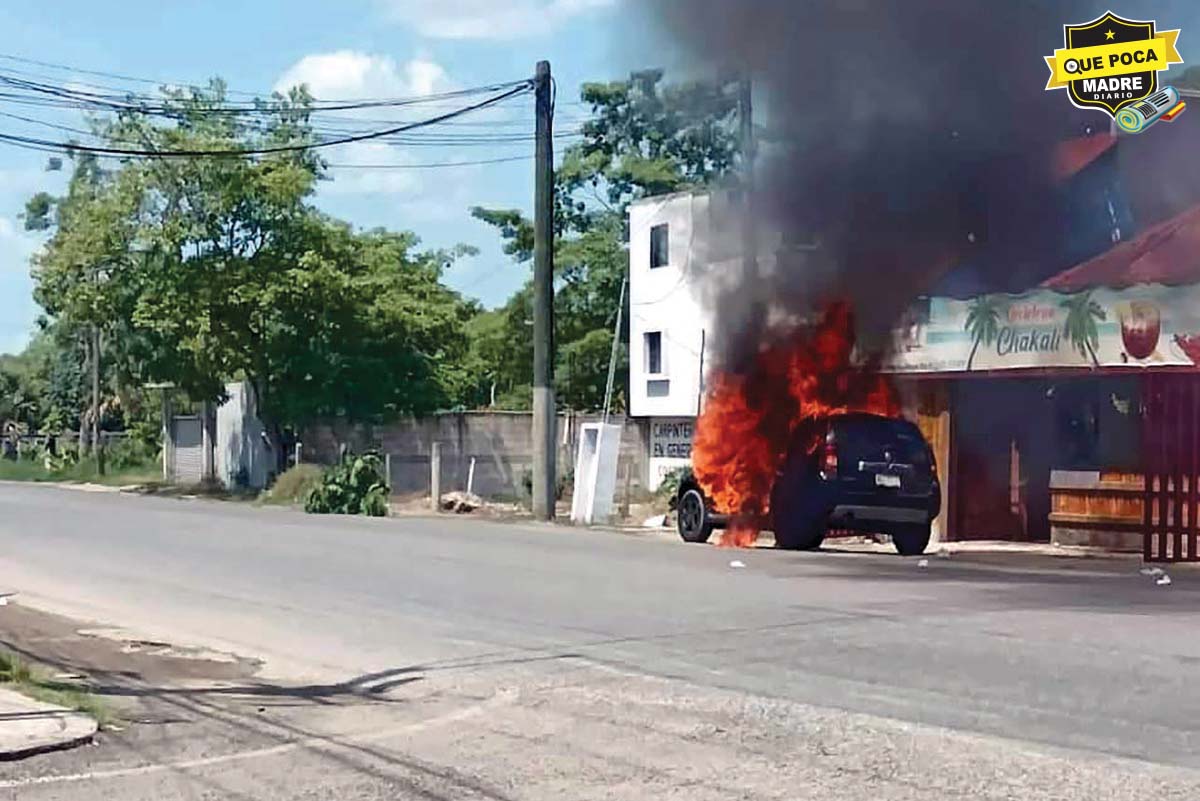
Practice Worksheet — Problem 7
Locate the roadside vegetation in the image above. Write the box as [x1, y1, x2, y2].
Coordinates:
[0, 649, 114, 727]
[0, 432, 161, 486]
[261, 463, 325, 506]
[304, 454, 390, 516]
[1, 69, 741, 490]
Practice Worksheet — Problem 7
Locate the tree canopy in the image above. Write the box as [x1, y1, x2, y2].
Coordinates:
[9, 67, 743, 449]
[20, 81, 478, 447]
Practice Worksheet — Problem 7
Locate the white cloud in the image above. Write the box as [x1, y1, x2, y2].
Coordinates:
[0, 215, 44, 355]
[274, 51, 451, 99]
[275, 52, 457, 197]
[0, 215, 41, 266]
[320, 142, 424, 197]
[380, 0, 616, 40]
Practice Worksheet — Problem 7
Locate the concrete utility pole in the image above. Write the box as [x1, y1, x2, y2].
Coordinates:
[430, 442, 442, 512]
[78, 333, 89, 460]
[532, 60, 557, 520]
[91, 324, 104, 474]
[602, 276, 627, 425]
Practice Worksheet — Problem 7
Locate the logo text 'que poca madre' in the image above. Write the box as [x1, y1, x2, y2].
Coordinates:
[1045, 11, 1184, 133]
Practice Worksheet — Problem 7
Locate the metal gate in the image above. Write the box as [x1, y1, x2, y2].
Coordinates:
[1141, 373, 1200, 562]
[170, 415, 203, 484]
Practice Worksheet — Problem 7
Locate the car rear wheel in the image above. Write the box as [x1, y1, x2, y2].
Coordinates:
[891, 524, 931, 556]
[769, 462, 828, 551]
[677, 488, 714, 544]
[774, 519, 826, 551]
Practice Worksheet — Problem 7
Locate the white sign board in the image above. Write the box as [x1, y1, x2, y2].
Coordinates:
[648, 417, 694, 491]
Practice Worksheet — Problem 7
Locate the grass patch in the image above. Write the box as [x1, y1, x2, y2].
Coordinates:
[261, 463, 325, 506]
[0, 649, 114, 727]
[0, 457, 160, 487]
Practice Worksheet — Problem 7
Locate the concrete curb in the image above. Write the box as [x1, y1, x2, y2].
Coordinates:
[0, 688, 97, 760]
[0, 480, 122, 494]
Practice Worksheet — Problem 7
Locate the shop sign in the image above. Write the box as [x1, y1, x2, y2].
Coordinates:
[651, 418, 694, 458]
[887, 284, 1200, 373]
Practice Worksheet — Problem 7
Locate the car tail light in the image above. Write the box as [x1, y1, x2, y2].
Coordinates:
[820, 432, 838, 480]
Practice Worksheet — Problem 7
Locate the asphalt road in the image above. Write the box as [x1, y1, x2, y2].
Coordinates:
[1, 482, 1200, 799]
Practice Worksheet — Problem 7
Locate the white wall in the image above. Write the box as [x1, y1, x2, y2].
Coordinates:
[628, 189, 791, 487]
[628, 191, 717, 419]
[215, 381, 272, 489]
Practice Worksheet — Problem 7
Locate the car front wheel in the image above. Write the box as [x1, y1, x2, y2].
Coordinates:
[677, 488, 714, 543]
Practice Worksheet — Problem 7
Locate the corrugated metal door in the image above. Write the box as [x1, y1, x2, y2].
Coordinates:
[171, 416, 203, 484]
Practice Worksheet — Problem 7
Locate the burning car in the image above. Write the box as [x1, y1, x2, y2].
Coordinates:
[676, 412, 941, 555]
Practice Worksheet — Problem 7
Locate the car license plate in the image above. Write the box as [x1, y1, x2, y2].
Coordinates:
[875, 474, 901, 488]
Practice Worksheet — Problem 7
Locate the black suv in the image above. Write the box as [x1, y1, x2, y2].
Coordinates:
[675, 413, 941, 555]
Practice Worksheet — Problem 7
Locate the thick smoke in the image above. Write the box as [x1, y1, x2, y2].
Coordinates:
[649, 0, 1106, 369]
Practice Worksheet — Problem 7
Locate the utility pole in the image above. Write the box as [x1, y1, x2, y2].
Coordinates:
[78, 332, 89, 460]
[602, 276, 627, 424]
[91, 324, 103, 473]
[532, 60, 556, 520]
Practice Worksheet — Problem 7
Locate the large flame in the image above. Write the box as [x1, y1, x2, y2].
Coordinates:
[692, 302, 899, 547]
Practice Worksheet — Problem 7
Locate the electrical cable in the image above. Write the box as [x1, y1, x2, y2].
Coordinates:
[0, 72, 532, 116]
[0, 82, 533, 158]
[325, 155, 532, 169]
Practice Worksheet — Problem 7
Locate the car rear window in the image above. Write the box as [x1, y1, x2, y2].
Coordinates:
[833, 416, 929, 463]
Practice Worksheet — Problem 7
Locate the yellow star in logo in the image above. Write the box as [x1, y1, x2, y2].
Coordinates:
[1105, 29, 1116, 40]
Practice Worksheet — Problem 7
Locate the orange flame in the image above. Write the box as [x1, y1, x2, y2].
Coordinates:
[694, 302, 898, 547]
[718, 518, 761, 548]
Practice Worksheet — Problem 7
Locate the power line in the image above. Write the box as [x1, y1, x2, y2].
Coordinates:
[0, 58, 590, 128]
[0, 51, 486, 104]
[0, 51, 263, 94]
[0, 72, 531, 116]
[0, 82, 533, 158]
[0, 107, 584, 149]
[326, 155, 532, 169]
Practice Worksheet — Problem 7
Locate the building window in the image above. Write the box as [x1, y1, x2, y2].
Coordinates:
[650, 223, 669, 269]
[644, 331, 664, 375]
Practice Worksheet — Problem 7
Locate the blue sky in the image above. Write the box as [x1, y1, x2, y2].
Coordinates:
[0, 0, 660, 355]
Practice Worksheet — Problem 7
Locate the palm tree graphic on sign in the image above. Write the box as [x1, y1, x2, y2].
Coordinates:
[1060, 290, 1106, 367]
[965, 295, 1005, 371]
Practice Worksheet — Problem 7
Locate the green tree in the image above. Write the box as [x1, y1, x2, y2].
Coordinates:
[469, 69, 740, 411]
[27, 81, 478, 467]
[964, 295, 1005, 371]
[24, 152, 144, 457]
[0, 324, 88, 433]
[1060, 290, 1106, 367]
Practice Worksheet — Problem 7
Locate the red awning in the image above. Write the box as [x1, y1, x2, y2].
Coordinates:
[1042, 203, 1200, 292]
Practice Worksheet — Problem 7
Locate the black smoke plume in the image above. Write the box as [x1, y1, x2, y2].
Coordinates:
[648, 0, 1109, 368]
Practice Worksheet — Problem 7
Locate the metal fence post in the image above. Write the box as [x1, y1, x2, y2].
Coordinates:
[431, 442, 442, 511]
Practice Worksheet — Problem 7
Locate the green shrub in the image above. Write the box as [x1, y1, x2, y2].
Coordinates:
[15, 439, 75, 472]
[304, 453, 390, 517]
[658, 466, 693, 511]
[264, 463, 325, 506]
[107, 435, 159, 471]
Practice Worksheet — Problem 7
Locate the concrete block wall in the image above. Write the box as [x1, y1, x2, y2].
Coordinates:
[302, 412, 650, 500]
